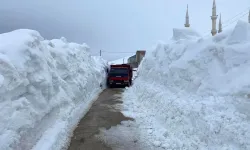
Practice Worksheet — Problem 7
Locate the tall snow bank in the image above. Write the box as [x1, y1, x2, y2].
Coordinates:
[0, 29, 107, 150]
[124, 21, 250, 149]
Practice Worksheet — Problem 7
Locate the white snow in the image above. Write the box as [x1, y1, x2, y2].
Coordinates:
[108, 56, 131, 65]
[172, 27, 201, 41]
[0, 29, 107, 150]
[100, 21, 250, 150]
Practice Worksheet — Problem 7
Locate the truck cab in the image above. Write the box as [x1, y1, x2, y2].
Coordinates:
[107, 64, 132, 88]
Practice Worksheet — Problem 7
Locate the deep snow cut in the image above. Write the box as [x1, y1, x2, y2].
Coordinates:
[0, 29, 107, 150]
[121, 21, 250, 149]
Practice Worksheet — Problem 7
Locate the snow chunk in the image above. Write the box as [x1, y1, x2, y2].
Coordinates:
[0, 29, 43, 69]
[153, 141, 162, 147]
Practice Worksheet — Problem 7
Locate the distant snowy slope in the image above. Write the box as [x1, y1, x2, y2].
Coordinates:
[0, 30, 107, 150]
[108, 56, 131, 64]
[120, 21, 250, 149]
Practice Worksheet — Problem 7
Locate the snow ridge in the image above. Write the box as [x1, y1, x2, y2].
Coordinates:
[0, 29, 107, 150]
[123, 21, 250, 149]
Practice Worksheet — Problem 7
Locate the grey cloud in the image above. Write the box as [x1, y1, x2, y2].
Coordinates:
[0, 0, 249, 60]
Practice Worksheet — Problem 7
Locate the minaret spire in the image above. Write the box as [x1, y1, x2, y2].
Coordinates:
[218, 13, 222, 33]
[184, 4, 190, 27]
[212, 0, 216, 15]
[211, 0, 218, 36]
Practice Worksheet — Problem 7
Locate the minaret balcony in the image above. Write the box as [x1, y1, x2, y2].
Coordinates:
[211, 16, 218, 19]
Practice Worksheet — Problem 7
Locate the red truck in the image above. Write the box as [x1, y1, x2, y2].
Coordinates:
[107, 64, 133, 88]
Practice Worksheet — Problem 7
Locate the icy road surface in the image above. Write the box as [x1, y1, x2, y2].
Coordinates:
[67, 88, 133, 150]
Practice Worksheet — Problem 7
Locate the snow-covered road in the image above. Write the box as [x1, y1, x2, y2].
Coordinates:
[67, 87, 168, 150]
[68, 88, 134, 150]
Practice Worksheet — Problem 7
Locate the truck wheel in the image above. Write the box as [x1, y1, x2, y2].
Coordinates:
[128, 81, 132, 87]
[126, 82, 131, 87]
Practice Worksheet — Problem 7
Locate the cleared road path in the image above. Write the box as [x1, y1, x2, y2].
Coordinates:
[68, 88, 133, 150]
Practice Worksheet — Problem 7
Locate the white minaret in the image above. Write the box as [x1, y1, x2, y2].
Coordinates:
[218, 13, 222, 33]
[211, 0, 218, 36]
[184, 4, 190, 27]
[248, 9, 250, 23]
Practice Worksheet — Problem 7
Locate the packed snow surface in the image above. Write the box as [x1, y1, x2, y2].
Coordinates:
[99, 21, 250, 150]
[0, 29, 107, 150]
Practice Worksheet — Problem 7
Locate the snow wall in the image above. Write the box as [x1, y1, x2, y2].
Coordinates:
[124, 21, 250, 149]
[0, 29, 107, 150]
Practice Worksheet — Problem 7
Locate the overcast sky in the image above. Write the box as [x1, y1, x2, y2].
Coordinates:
[0, 0, 249, 60]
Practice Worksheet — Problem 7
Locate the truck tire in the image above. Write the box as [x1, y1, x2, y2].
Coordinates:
[126, 82, 131, 88]
[108, 84, 112, 88]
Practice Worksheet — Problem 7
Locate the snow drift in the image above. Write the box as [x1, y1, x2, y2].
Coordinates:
[0, 29, 107, 150]
[123, 21, 250, 149]
[172, 27, 201, 41]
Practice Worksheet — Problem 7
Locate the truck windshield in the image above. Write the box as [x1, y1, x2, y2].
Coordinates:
[109, 68, 128, 74]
